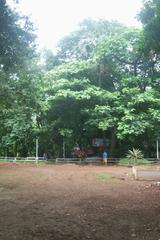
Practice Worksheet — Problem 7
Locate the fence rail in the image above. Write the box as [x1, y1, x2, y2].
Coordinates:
[0, 157, 45, 163]
[55, 157, 159, 164]
[0, 157, 159, 165]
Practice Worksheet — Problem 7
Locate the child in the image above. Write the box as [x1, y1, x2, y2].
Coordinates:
[102, 151, 108, 164]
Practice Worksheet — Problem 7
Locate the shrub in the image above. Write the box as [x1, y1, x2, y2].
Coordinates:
[118, 158, 150, 166]
[126, 148, 144, 160]
[119, 148, 150, 166]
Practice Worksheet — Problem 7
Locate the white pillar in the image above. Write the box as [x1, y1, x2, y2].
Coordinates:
[157, 138, 159, 159]
[36, 138, 39, 163]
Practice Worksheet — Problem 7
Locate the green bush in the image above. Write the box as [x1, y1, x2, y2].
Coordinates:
[118, 148, 150, 165]
[126, 148, 144, 160]
[118, 158, 150, 166]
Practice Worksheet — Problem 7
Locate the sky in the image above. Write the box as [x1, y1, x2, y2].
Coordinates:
[8, 0, 143, 52]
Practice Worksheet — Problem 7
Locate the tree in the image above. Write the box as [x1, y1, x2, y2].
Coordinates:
[43, 21, 160, 157]
[43, 65, 105, 156]
[87, 27, 160, 156]
[41, 49, 60, 71]
[57, 18, 126, 62]
[1, 1, 160, 158]
[0, 0, 36, 71]
[0, 1, 42, 156]
[139, 0, 160, 52]
[0, 60, 44, 156]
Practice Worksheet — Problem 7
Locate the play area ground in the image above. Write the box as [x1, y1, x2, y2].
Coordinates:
[0, 163, 160, 240]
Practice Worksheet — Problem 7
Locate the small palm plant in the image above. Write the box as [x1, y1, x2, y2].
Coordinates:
[126, 148, 144, 165]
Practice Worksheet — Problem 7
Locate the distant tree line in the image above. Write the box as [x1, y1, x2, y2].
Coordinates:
[0, 0, 160, 158]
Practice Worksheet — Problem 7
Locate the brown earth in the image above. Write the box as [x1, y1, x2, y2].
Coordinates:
[0, 163, 160, 240]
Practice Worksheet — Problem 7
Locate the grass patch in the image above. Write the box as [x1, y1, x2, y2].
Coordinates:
[118, 158, 151, 166]
[96, 173, 113, 180]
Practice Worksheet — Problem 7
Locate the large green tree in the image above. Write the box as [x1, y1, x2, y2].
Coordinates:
[139, 0, 160, 52]
[57, 19, 126, 62]
[42, 19, 160, 158]
[0, 1, 42, 156]
[0, 0, 36, 70]
[1, 1, 160, 158]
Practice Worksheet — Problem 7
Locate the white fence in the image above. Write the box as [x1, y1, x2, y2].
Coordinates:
[0, 157, 45, 163]
[0, 157, 159, 165]
[55, 157, 158, 164]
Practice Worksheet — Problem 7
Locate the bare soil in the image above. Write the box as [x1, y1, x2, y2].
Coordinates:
[0, 163, 160, 240]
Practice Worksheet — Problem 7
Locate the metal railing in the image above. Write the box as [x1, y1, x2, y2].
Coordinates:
[55, 157, 159, 165]
[0, 157, 45, 163]
[0, 157, 159, 165]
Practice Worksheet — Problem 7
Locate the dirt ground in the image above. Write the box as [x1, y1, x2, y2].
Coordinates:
[0, 163, 160, 240]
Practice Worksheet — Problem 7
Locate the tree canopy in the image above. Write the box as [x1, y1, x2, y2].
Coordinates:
[0, 1, 160, 158]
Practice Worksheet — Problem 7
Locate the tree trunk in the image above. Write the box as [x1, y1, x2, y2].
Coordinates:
[133, 63, 137, 77]
[109, 127, 116, 157]
[13, 141, 18, 157]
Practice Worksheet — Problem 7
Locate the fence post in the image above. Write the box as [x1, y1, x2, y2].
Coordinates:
[157, 138, 159, 159]
[63, 141, 65, 159]
[36, 138, 39, 164]
[132, 166, 137, 180]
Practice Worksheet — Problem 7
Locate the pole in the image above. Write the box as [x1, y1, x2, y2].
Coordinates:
[63, 140, 65, 159]
[36, 138, 39, 164]
[157, 138, 159, 160]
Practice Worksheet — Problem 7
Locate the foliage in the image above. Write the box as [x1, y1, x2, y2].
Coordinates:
[41, 49, 60, 71]
[119, 148, 148, 166]
[0, 0, 36, 70]
[139, 0, 160, 52]
[0, 1, 42, 156]
[1, 2, 160, 158]
[126, 148, 144, 159]
[57, 18, 126, 61]
[118, 158, 150, 166]
[41, 18, 160, 157]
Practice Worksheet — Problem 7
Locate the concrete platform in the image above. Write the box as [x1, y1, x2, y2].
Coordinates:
[132, 166, 160, 180]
